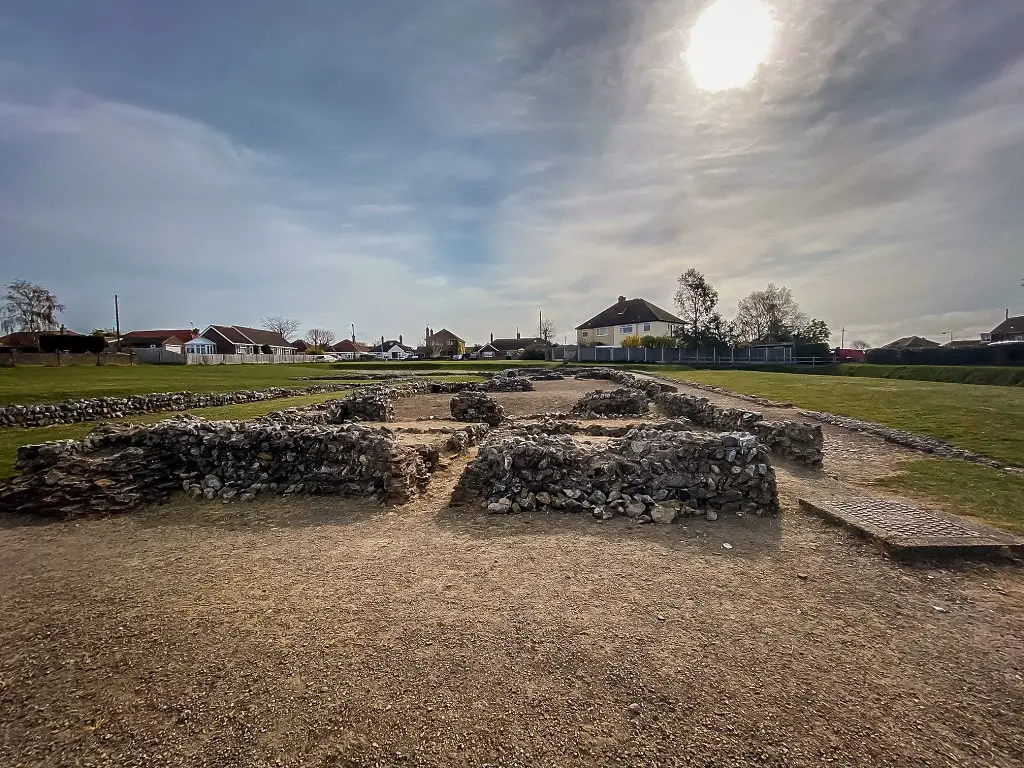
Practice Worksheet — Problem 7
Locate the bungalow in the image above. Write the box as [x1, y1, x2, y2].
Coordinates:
[477, 332, 551, 360]
[368, 338, 417, 360]
[424, 327, 466, 358]
[575, 296, 684, 348]
[878, 336, 940, 351]
[202, 325, 297, 356]
[292, 339, 312, 354]
[120, 329, 196, 353]
[331, 339, 371, 360]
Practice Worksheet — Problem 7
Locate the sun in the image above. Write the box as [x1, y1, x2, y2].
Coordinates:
[686, 0, 775, 92]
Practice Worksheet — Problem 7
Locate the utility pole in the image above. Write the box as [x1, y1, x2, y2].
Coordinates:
[114, 294, 121, 353]
[840, 326, 846, 348]
[351, 323, 356, 343]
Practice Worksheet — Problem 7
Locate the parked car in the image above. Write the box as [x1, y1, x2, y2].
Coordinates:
[311, 354, 339, 362]
[451, 354, 463, 361]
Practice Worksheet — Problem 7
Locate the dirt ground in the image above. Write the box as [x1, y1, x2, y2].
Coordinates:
[1, 378, 1023, 768]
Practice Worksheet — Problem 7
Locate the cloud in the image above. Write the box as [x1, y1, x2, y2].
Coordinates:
[0, 0, 1022, 348]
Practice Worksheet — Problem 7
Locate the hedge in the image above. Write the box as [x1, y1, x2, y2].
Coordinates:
[865, 344, 1024, 367]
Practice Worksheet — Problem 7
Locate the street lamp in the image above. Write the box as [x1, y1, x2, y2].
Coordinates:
[943, 331, 954, 344]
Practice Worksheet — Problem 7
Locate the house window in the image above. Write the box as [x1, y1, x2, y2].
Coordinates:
[643, 323, 651, 332]
[596, 327, 608, 337]
[620, 325, 633, 334]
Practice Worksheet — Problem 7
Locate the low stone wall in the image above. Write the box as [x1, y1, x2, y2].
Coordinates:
[0, 383, 357, 428]
[450, 392, 505, 426]
[484, 376, 535, 392]
[511, 418, 695, 438]
[657, 393, 823, 466]
[798, 410, 1007, 468]
[453, 429, 779, 521]
[571, 367, 673, 398]
[429, 381, 482, 394]
[570, 388, 650, 418]
[3, 412, 487, 518]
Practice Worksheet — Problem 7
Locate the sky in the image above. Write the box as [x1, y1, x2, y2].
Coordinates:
[1, 0, 1022, 347]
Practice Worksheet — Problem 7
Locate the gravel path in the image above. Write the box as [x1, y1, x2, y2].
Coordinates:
[1, 454, 1022, 768]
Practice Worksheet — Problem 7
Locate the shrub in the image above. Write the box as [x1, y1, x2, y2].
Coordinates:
[38, 334, 106, 354]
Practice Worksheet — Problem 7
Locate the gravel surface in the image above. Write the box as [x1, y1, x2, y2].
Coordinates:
[1, 455, 1022, 768]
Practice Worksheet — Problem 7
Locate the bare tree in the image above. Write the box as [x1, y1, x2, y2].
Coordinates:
[850, 339, 871, 350]
[262, 316, 301, 341]
[673, 269, 719, 338]
[733, 283, 808, 343]
[1, 280, 66, 334]
[306, 328, 336, 349]
[539, 316, 557, 342]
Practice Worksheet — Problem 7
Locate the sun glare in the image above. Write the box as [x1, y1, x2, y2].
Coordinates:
[686, 0, 775, 92]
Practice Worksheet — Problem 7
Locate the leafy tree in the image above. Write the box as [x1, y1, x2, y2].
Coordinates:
[306, 328, 336, 348]
[620, 335, 643, 348]
[674, 311, 737, 350]
[261, 316, 301, 341]
[673, 269, 719, 340]
[1, 280, 65, 334]
[640, 335, 676, 348]
[793, 318, 831, 345]
[733, 283, 809, 343]
[850, 339, 871, 350]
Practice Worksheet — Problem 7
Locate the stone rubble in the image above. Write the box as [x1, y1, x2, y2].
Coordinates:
[450, 391, 506, 427]
[484, 376, 535, 392]
[570, 388, 651, 419]
[0, 383, 357, 428]
[657, 393, 823, 466]
[571, 367, 676, 398]
[453, 429, 779, 522]
[1, 410, 487, 518]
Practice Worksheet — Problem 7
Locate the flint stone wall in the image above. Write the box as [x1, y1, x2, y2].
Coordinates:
[484, 376, 535, 392]
[570, 367, 676, 398]
[453, 429, 779, 522]
[450, 392, 505, 426]
[656, 393, 823, 466]
[0, 383, 357, 428]
[4, 412, 487, 518]
[571, 388, 650, 418]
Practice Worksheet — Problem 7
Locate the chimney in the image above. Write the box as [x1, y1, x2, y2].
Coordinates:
[426, 326, 430, 342]
[399, 334, 403, 345]
[617, 295, 626, 305]
[490, 332, 494, 343]
[516, 328, 521, 340]
[1008, 308, 1011, 320]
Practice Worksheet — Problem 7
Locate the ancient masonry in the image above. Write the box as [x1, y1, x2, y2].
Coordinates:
[450, 392, 506, 427]
[0, 383, 358, 428]
[570, 388, 651, 418]
[656, 392, 824, 466]
[1, 383, 490, 517]
[453, 429, 779, 522]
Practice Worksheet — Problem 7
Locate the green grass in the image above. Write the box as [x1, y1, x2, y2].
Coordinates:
[646, 368, 1024, 465]
[0, 364, 495, 405]
[829, 364, 1024, 387]
[875, 459, 1024, 535]
[0, 390, 353, 479]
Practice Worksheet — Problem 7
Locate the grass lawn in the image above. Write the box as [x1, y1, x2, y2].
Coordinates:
[875, 459, 1024, 535]
[0, 364, 493, 405]
[645, 368, 1024, 465]
[0, 390, 354, 479]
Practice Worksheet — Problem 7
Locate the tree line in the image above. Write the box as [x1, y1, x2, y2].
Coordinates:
[621, 269, 831, 351]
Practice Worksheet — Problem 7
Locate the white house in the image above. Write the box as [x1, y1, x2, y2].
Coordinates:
[575, 296, 684, 348]
[368, 339, 417, 360]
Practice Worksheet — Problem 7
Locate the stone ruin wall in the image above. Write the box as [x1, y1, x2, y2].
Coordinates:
[0, 383, 359, 428]
[570, 388, 651, 418]
[450, 392, 505, 426]
[453, 428, 779, 523]
[0, 383, 487, 518]
[655, 393, 823, 466]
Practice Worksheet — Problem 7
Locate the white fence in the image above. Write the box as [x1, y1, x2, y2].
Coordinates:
[185, 353, 309, 365]
[133, 349, 309, 365]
